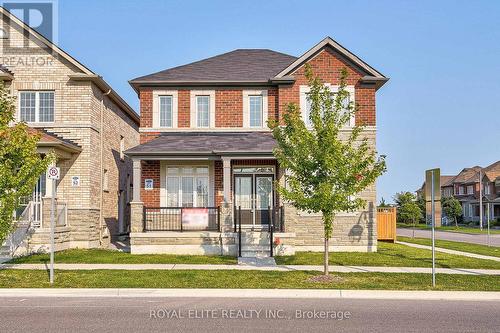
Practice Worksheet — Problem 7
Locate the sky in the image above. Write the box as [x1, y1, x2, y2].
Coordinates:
[26, 0, 500, 202]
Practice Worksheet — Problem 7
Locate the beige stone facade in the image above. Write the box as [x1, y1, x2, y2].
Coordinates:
[1, 9, 139, 254]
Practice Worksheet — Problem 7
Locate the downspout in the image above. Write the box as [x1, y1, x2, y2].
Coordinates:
[100, 89, 112, 246]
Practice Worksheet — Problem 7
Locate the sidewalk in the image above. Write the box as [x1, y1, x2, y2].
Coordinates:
[1, 262, 499, 275]
[0, 288, 498, 301]
[396, 241, 500, 262]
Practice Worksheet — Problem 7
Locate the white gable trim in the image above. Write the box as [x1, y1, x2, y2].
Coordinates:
[274, 36, 386, 79]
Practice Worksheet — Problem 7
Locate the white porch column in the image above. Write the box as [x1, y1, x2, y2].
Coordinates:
[132, 158, 142, 203]
[222, 157, 231, 203]
[130, 158, 144, 233]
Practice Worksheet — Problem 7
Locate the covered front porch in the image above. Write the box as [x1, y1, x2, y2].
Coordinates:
[5, 129, 82, 256]
[125, 132, 295, 256]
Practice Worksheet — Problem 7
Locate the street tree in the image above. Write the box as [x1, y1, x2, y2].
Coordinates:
[0, 82, 53, 243]
[269, 65, 386, 276]
[442, 196, 462, 228]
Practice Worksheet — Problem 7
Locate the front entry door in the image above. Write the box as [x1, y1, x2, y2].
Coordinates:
[234, 174, 274, 227]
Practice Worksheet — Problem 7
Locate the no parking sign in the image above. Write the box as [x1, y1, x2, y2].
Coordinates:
[47, 166, 60, 180]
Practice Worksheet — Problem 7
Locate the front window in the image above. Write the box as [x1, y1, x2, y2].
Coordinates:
[249, 95, 263, 127]
[467, 185, 474, 194]
[300, 86, 353, 129]
[458, 186, 465, 195]
[196, 96, 210, 127]
[20, 91, 54, 122]
[159, 95, 173, 127]
[166, 166, 209, 207]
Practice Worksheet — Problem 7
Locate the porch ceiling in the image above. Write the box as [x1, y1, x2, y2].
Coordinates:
[125, 132, 277, 158]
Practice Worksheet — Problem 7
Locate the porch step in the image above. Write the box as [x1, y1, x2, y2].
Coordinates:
[240, 250, 271, 258]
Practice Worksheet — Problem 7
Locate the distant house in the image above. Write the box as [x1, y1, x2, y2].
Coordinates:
[418, 161, 500, 225]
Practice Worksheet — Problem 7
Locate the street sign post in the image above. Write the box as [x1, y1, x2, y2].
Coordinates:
[47, 166, 60, 285]
[425, 168, 440, 288]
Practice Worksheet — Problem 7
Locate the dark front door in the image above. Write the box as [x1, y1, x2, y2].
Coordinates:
[234, 174, 274, 227]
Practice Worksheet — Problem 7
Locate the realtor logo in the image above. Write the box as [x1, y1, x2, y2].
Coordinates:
[1, 0, 58, 55]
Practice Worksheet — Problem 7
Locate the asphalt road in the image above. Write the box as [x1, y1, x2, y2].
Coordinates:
[0, 297, 498, 332]
[397, 228, 500, 247]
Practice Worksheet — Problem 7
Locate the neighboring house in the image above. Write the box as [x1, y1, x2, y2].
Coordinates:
[418, 161, 500, 225]
[0, 7, 139, 254]
[125, 37, 388, 256]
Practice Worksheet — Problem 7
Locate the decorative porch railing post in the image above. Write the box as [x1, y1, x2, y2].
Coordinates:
[217, 206, 221, 232]
[238, 206, 242, 257]
[180, 208, 183, 232]
[142, 206, 146, 232]
[234, 206, 237, 233]
[269, 206, 274, 257]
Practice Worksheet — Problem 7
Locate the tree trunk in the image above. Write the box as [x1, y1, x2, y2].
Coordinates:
[412, 222, 415, 239]
[455, 216, 458, 229]
[324, 237, 329, 275]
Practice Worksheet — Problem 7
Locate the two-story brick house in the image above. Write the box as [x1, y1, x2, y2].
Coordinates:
[125, 37, 388, 256]
[0, 7, 139, 254]
[419, 161, 500, 225]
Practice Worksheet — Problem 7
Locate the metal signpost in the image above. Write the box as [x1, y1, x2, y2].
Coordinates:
[47, 166, 60, 285]
[425, 168, 440, 287]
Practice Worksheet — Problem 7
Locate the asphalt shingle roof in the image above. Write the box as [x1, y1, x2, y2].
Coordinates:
[130, 49, 297, 83]
[125, 132, 277, 156]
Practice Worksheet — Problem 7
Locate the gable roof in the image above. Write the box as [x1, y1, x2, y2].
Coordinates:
[484, 161, 500, 182]
[0, 6, 139, 124]
[131, 49, 297, 84]
[273, 37, 387, 81]
[453, 166, 482, 184]
[441, 175, 456, 187]
[130, 36, 388, 92]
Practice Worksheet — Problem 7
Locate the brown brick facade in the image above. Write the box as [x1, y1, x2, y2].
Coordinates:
[141, 160, 160, 208]
[215, 90, 243, 127]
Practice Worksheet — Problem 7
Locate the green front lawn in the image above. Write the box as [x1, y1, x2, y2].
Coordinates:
[0, 269, 498, 291]
[398, 236, 500, 258]
[8, 249, 237, 265]
[397, 223, 500, 234]
[275, 242, 500, 269]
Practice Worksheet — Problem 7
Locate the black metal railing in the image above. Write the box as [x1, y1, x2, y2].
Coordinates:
[143, 207, 220, 232]
[234, 206, 284, 257]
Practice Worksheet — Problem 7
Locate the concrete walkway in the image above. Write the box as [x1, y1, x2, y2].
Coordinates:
[1, 263, 499, 275]
[397, 228, 500, 247]
[397, 241, 500, 262]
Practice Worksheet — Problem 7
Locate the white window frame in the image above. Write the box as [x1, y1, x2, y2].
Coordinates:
[153, 90, 178, 128]
[164, 166, 211, 207]
[484, 183, 490, 195]
[243, 90, 268, 128]
[467, 185, 474, 195]
[299, 85, 355, 129]
[190, 90, 215, 129]
[458, 186, 465, 195]
[18, 90, 55, 123]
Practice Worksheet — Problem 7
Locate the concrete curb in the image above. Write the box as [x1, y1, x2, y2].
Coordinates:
[1, 263, 499, 275]
[396, 241, 500, 262]
[0, 288, 498, 301]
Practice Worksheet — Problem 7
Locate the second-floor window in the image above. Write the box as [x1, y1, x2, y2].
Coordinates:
[300, 85, 354, 129]
[484, 183, 491, 195]
[159, 95, 173, 127]
[467, 185, 474, 194]
[458, 186, 465, 195]
[249, 95, 263, 127]
[196, 95, 210, 128]
[20, 91, 54, 122]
